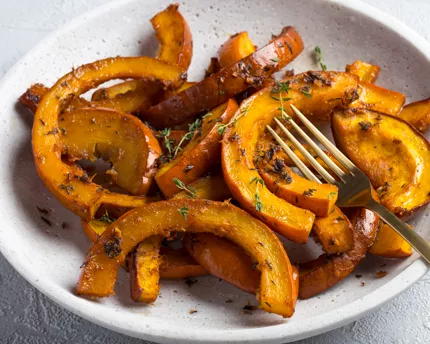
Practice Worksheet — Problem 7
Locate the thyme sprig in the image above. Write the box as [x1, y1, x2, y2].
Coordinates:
[173, 118, 202, 158]
[217, 107, 249, 135]
[173, 177, 197, 198]
[158, 128, 175, 158]
[251, 177, 264, 212]
[178, 206, 190, 220]
[314, 46, 327, 71]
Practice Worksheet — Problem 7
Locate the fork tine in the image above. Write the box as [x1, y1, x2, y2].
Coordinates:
[289, 104, 358, 173]
[281, 111, 350, 182]
[273, 118, 338, 185]
[265, 125, 321, 184]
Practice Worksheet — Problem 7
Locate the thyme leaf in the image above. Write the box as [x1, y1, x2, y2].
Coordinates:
[173, 177, 197, 198]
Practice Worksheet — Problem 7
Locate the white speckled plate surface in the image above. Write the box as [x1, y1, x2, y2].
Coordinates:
[0, 0, 429, 343]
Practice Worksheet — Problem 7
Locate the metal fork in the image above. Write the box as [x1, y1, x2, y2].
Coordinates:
[266, 104, 430, 264]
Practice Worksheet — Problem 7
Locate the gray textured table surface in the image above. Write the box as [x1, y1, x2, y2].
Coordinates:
[1, 0, 430, 343]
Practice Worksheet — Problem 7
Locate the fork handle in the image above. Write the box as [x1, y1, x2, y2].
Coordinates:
[367, 199, 430, 264]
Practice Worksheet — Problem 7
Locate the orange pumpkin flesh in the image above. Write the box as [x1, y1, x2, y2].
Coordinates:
[332, 109, 430, 217]
[218, 31, 256, 68]
[143, 26, 304, 129]
[222, 71, 359, 243]
[396, 98, 430, 133]
[59, 108, 161, 195]
[369, 222, 412, 258]
[155, 99, 238, 198]
[32, 56, 185, 221]
[345, 60, 380, 83]
[77, 199, 296, 318]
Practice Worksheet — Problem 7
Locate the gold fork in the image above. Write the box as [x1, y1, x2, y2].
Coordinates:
[266, 104, 430, 264]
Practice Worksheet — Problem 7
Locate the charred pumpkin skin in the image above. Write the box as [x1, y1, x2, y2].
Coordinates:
[129, 236, 162, 303]
[60, 108, 161, 195]
[183, 233, 260, 294]
[396, 98, 430, 133]
[32, 56, 184, 221]
[349, 81, 405, 116]
[345, 60, 380, 83]
[77, 199, 296, 318]
[222, 71, 359, 243]
[143, 26, 304, 129]
[218, 31, 256, 68]
[150, 3, 193, 70]
[155, 99, 238, 198]
[299, 207, 380, 299]
[332, 109, 430, 217]
[369, 222, 412, 258]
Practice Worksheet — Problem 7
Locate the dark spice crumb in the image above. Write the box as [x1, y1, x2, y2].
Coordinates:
[189, 308, 198, 314]
[355, 274, 362, 279]
[185, 278, 198, 287]
[61, 222, 68, 229]
[303, 188, 316, 197]
[40, 216, 51, 226]
[103, 236, 121, 259]
[360, 282, 366, 287]
[36, 206, 49, 214]
[243, 304, 257, 311]
[225, 299, 233, 304]
[358, 121, 372, 131]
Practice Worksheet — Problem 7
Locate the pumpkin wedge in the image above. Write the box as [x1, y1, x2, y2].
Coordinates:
[150, 4, 193, 70]
[254, 131, 352, 253]
[218, 31, 256, 68]
[332, 109, 430, 216]
[254, 135, 338, 217]
[159, 247, 208, 279]
[155, 99, 238, 198]
[32, 56, 185, 220]
[346, 60, 380, 83]
[81, 219, 207, 279]
[143, 26, 304, 129]
[369, 222, 412, 258]
[60, 108, 161, 195]
[348, 81, 405, 116]
[77, 199, 296, 318]
[172, 173, 232, 201]
[395, 98, 430, 133]
[183, 233, 260, 294]
[129, 236, 162, 303]
[222, 71, 359, 243]
[299, 207, 380, 299]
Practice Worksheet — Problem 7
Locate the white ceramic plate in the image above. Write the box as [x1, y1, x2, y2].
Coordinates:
[0, 0, 429, 343]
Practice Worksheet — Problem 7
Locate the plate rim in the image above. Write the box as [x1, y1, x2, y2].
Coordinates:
[0, 0, 429, 343]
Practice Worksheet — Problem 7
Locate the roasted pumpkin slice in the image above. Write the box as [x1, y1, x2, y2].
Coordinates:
[369, 222, 412, 258]
[345, 60, 380, 83]
[183, 233, 260, 294]
[77, 199, 296, 318]
[60, 108, 161, 195]
[254, 131, 352, 253]
[349, 81, 405, 116]
[129, 236, 162, 303]
[222, 71, 359, 243]
[32, 56, 185, 220]
[81, 219, 207, 279]
[150, 3, 193, 70]
[332, 109, 430, 216]
[155, 99, 238, 198]
[159, 247, 207, 279]
[395, 98, 430, 133]
[255, 136, 338, 217]
[172, 174, 232, 201]
[218, 31, 256, 68]
[143, 26, 304, 129]
[299, 207, 380, 299]
[92, 80, 139, 101]
[313, 207, 353, 254]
